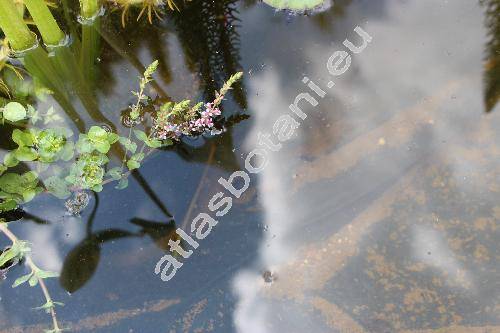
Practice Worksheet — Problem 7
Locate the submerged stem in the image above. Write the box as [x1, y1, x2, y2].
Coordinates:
[0, 0, 36, 51]
[24, 0, 65, 46]
[0, 223, 62, 332]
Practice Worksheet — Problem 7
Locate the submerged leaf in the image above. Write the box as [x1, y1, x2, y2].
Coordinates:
[36, 269, 59, 279]
[115, 177, 128, 190]
[12, 272, 33, 288]
[44, 176, 71, 199]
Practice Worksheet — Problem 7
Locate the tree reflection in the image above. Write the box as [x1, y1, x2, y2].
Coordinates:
[482, 0, 500, 112]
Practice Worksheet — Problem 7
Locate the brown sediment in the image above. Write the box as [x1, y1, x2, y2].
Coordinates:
[181, 299, 208, 333]
[0, 298, 180, 333]
[401, 325, 500, 333]
[292, 80, 462, 192]
[267, 164, 421, 300]
[310, 296, 366, 333]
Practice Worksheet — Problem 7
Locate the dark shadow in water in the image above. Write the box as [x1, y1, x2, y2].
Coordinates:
[59, 193, 140, 293]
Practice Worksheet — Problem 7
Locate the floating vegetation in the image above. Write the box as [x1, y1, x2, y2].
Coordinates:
[263, 0, 328, 11]
[0, 60, 242, 205]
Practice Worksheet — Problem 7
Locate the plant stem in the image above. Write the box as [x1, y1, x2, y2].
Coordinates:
[24, 0, 65, 46]
[0, 0, 36, 51]
[0, 223, 61, 332]
[79, 0, 100, 19]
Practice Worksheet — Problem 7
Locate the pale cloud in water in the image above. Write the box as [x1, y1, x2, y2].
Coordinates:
[233, 0, 486, 332]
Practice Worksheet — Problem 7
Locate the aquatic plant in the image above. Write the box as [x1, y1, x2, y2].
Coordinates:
[109, 0, 185, 26]
[263, 0, 326, 11]
[0, 57, 242, 330]
[0, 40, 24, 97]
[153, 72, 242, 140]
[0, 222, 63, 332]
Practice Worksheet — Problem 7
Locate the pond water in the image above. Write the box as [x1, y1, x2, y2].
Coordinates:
[0, 0, 499, 332]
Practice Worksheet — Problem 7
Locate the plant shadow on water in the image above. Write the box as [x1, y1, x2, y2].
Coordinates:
[0, 0, 499, 332]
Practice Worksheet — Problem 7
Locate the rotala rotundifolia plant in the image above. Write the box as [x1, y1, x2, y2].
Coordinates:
[0, 0, 243, 330]
[0, 59, 242, 332]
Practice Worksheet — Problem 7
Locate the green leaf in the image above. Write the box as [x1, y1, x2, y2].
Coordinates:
[94, 141, 111, 154]
[0, 247, 18, 267]
[118, 137, 137, 153]
[145, 139, 162, 148]
[0, 240, 30, 267]
[60, 142, 75, 161]
[14, 147, 38, 161]
[88, 126, 107, 141]
[3, 152, 19, 168]
[0, 172, 39, 200]
[76, 135, 93, 153]
[12, 129, 34, 147]
[43, 106, 63, 124]
[91, 184, 103, 192]
[12, 272, 33, 287]
[0, 164, 7, 176]
[144, 60, 158, 79]
[28, 274, 39, 287]
[107, 133, 119, 144]
[22, 188, 37, 202]
[87, 126, 115, 153]
[27, 105, 41, 124]
[22, 171, 38, 184]
[36, 269, 59, 279]
[2, 102, 26, 122]
[0, 173, 22, 193]
[263, 0, 325, 10]
[131, 153, 145, 162]
[34, 300, 57, 313]
[115, 177, 128, 190]
[0, 199, 17, 212]
[106, 167, 123, 180]
[44, 176, 71, 199]
[133, 129, 148, 142]
[127, 160, 140, 170]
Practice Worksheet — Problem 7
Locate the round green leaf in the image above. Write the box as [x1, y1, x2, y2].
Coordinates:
[12, 129, 34, 147]
[44, 176, 71, 199]
[3, 102, 26, 122]
[127, 160, 140, 170]
[14, 147, 38, 161]
[263, 0, 325, 10]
